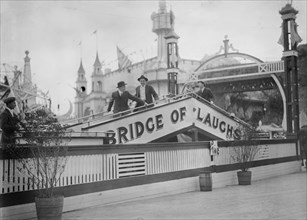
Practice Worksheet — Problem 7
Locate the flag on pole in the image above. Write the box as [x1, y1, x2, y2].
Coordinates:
[117, 46, 132, 70]
[0, 76, 11, 100]
[170, 9, 174, 29]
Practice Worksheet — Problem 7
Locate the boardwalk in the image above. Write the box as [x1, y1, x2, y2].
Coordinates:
[63, 171, 306, 220]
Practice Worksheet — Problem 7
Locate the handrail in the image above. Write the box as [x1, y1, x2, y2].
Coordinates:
[184, 61, 284, 85]
[62, 92, 193, 127]
[62, 91, 250, 130]
[11, 131, 110, 140]
[81, 93, 193, 129]
[187, 92, 251, 127]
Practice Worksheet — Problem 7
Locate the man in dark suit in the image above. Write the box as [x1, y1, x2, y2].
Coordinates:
[0, 97, 24, 147]
[107, 81, 145, 116]
[135, 75, 159, 109]
[196, 81, 214, 103]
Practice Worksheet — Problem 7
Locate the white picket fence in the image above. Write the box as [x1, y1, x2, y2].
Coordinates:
[0, 147, 210, 194]
[0, 140, 297, 195]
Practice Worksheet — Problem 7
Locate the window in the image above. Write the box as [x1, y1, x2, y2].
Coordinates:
[97, 81, 102, 91]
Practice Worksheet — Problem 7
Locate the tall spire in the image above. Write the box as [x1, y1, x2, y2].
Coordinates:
[23, 50, 32, 87]
[78, 59, 85, 74]
[93, 51, 103, 75]
[159, 0, 167, 13]
[94, 52, 101, 67]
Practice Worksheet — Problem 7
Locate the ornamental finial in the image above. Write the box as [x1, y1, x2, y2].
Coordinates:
[159, 0, 167, 13]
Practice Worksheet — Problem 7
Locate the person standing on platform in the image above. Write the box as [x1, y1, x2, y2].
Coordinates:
[0, 97, 25, 148]
[197, 81, 214, 103]
[107, 81, 145, 117]
[135, 75, 159, 109]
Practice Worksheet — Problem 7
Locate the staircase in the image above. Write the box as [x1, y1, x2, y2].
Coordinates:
[63, 93, 248, 144]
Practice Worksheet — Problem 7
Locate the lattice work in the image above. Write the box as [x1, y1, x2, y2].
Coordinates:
[258, 61, 284, 74]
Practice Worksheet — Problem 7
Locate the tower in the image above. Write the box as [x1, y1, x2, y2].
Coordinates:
[22, 50, 36, 107]
[91, 52, 103, 92]
[165, 23, 180, 95]
[74, 60, 87, 118]
[23, 50, 32, 88]
[278, 3, 302, 136]
[151, 0, 174, 68]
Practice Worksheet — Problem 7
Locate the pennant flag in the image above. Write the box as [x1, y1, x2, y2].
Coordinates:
[117, 46, 132, 70]
[277, 26, 284, 46]
[170, 9, 174, 29]
[290, 20, 302, 46]
[0, 76, 11, 100]
[0, 76, 9, 92]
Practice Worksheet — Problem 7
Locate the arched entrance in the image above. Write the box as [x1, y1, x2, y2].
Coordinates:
[188, 51, 286, 129]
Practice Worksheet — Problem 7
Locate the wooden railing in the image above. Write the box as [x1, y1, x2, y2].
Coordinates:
[62, 93, 191, 127]
[0, 142, 211, 195]
[185, 61, 285, 85]
[258, 61, 284, 74]
[215, 139, 297, 166]
[0, 139, 298, 198]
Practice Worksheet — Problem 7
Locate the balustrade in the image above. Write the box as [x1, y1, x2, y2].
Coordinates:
[0, 139, 297, 196]
[258, 61, 284, 74]
[0, 143, 210, 195]
[214, 140, 297, 166]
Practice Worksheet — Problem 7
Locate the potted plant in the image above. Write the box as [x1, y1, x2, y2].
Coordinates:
[230, 125, 261, 185]
[9, 107, 70, 220]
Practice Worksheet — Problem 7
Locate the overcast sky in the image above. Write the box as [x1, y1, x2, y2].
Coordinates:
[1, 0, 306, 115]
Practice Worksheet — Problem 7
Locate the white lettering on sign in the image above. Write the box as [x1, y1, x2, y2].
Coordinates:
[195, 107, 241, 140]
[104, 103, 241, 144]
[106, 107, 187, 144]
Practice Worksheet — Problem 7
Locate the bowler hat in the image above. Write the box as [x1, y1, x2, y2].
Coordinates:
[117, 81, 127, 88]
[3, 97, 16, 104]
[137, 75, 148, 81]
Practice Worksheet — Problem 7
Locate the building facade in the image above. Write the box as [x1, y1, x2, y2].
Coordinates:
[74, 0, 200, 118]
[73, 1, 306, 131]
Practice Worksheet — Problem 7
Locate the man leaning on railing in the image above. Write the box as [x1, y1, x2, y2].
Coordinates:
[107, 81, 145, 118]
[134, 75, 159, 111]
[196, 81, 214, 103]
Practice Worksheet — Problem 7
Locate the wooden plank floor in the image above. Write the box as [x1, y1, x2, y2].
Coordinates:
[62, 170, 307, 220]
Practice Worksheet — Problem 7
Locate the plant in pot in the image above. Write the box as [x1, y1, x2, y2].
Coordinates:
[9, 108, 71, 220]
[230, 125, 261, 185]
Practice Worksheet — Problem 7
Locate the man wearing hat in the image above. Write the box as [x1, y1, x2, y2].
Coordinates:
[135, 75, 159, 109]
[0, 97, 24, 147]
[107, 81, 145, 116]
[196, 81, 214, 103]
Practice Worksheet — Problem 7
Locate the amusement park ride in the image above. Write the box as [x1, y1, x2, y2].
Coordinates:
[64, 92, 248, 144]
[62, 3, 304, 145]
[0, 2, 303, 146]
[0, 53, 72, 121]
[0, 2, 305, 219]
[0, 54, 51, 109]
